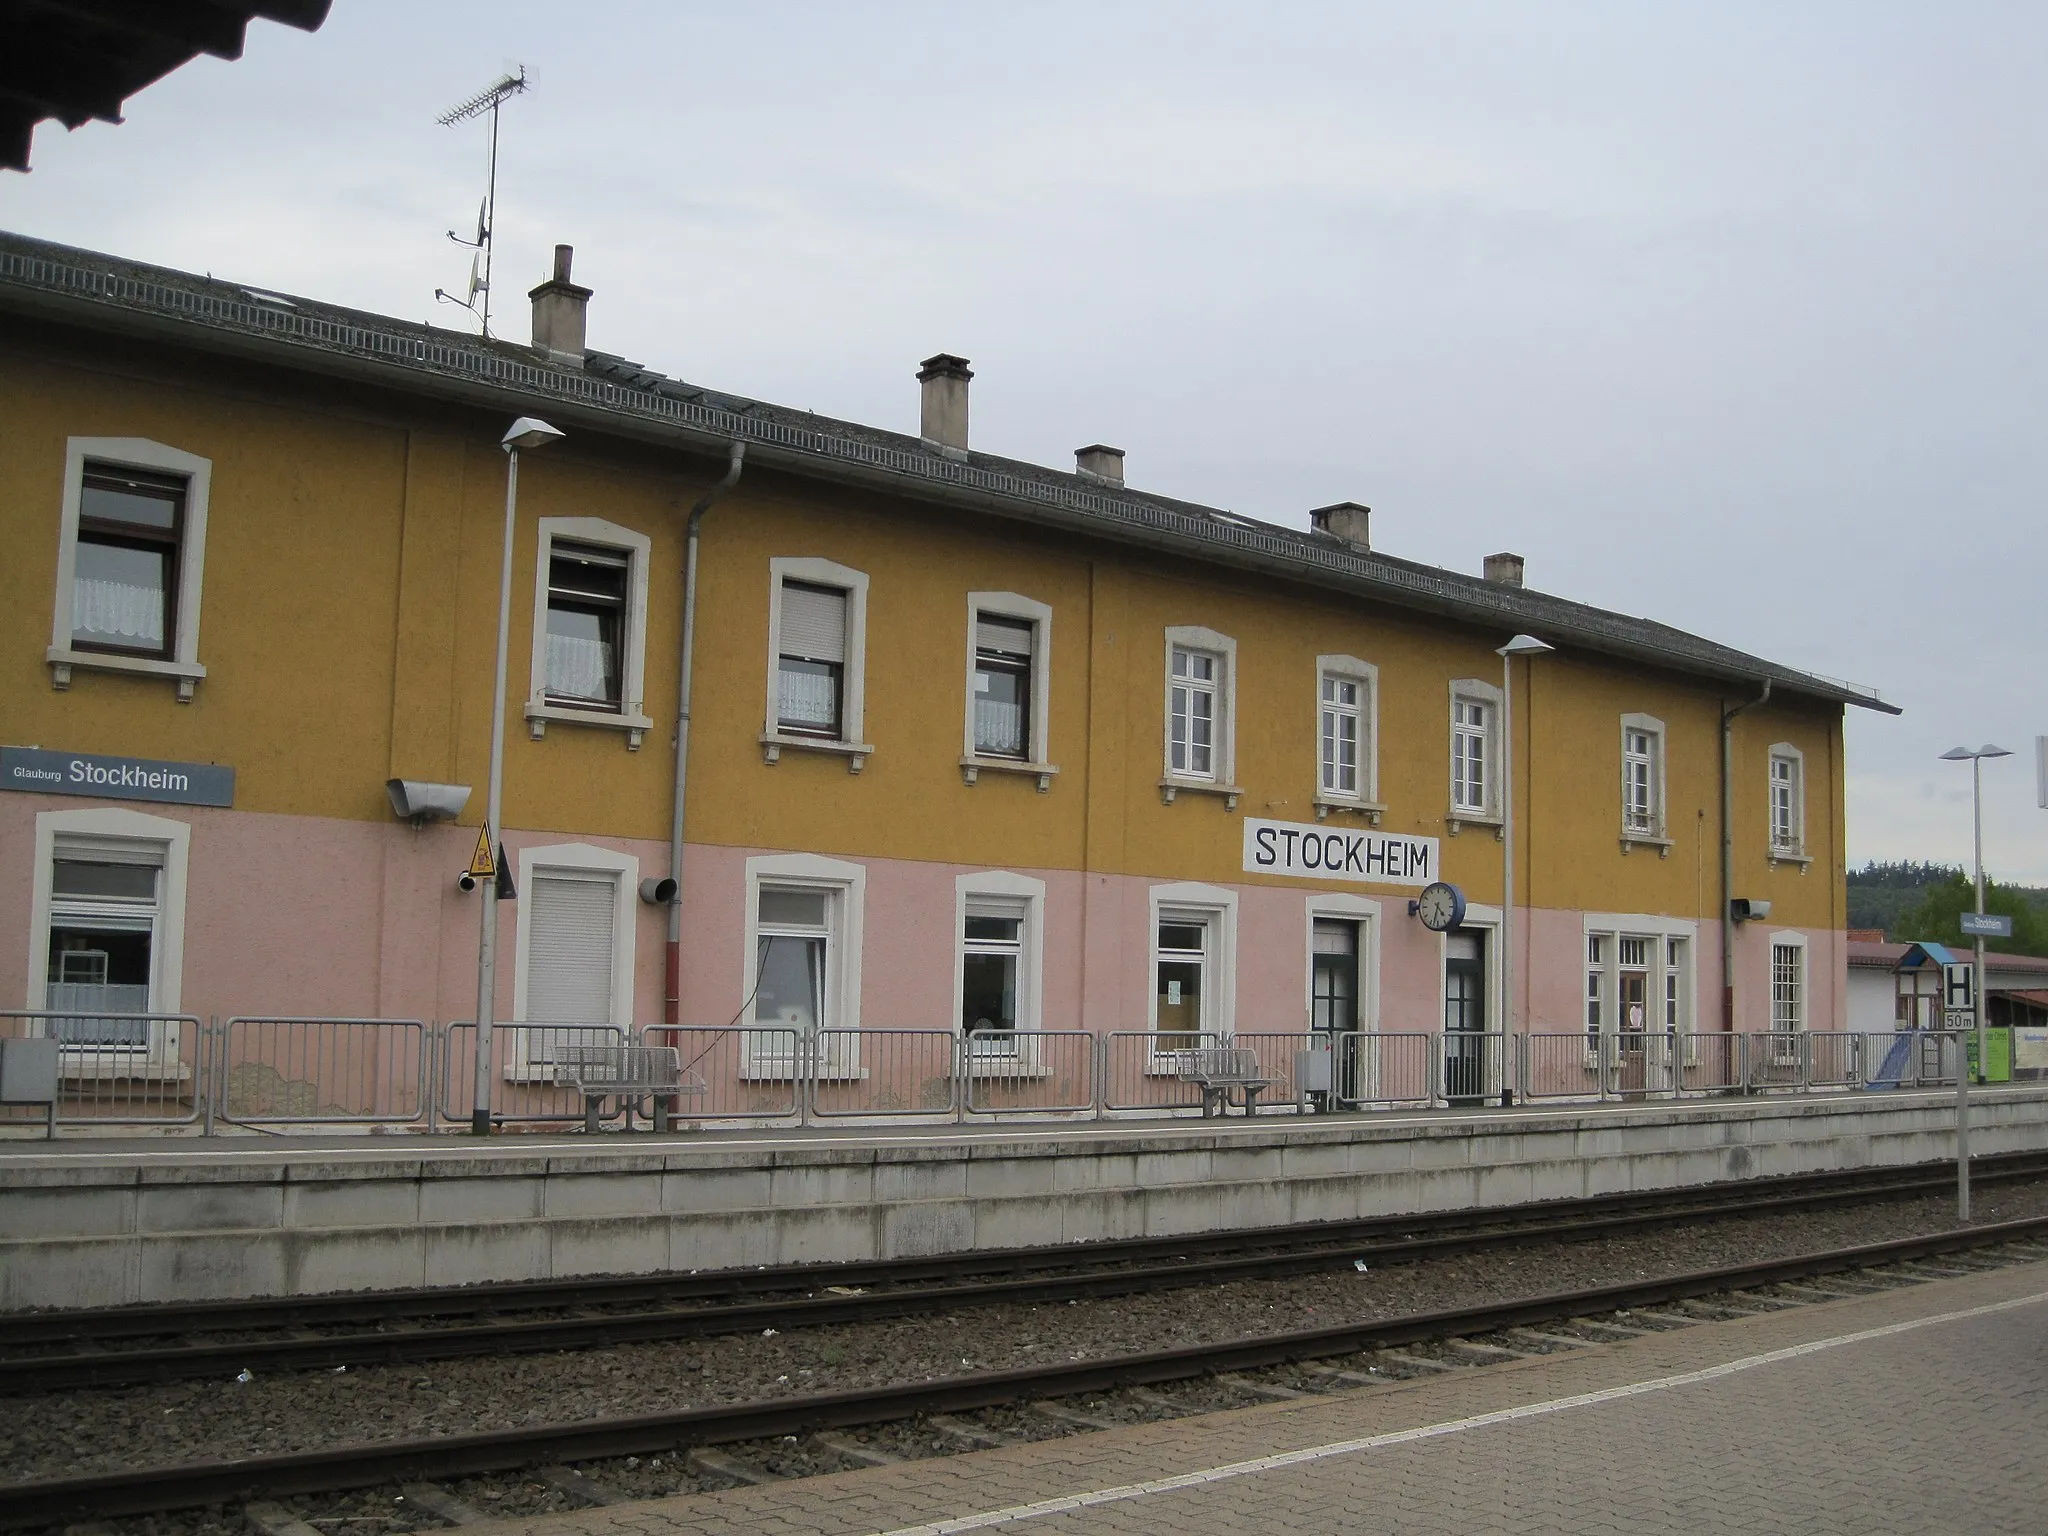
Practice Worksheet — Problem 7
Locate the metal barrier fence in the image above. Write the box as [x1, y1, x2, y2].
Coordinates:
[438, 1022, 627, 1125]
[1333, 1032, 1435, 1109]
[808, 1029, 960, 1121]
[0, 1010, 206, 1126]
[218, 1017, 430, 1126]
[0, 1022, 2001, 1134]
[963, 1028, 1096, 1117]
[641, 1026, 803, 1121]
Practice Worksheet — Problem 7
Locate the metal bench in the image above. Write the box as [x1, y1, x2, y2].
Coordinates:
[553, 1044, 704, 1132]
[1176, 1045, 1277, 1117]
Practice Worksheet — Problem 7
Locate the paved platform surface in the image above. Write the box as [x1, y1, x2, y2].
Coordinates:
[453, 1257, 2048, 1536]
[0, 1085, 2001, 1167]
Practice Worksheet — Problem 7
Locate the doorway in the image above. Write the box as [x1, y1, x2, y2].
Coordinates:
[1444, 930, 1487, 1106]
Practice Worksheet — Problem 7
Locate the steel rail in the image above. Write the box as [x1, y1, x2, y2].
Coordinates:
[14, 1148, 2046, 1351]
[8, 1152, 2047, 1396]
[8, 1214, 2046, 1529]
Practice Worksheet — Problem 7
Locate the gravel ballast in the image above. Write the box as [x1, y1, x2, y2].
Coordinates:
[5, 1178, 2046, 1486]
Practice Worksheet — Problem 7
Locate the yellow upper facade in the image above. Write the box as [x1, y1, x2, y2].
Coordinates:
[0, 233, 1882, 932]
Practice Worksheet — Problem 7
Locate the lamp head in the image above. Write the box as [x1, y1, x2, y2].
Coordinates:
[1980, 744, 2015, 759]
[1497, 634, 1553, 658]
[501, 416, 564, 452]
[1940, 747, 1976, 761]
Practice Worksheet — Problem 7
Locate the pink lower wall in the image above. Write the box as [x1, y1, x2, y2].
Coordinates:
[2, 796, 1846, 1037]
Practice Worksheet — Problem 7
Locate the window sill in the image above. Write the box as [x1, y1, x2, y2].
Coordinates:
[760, 733, 873, 773]
[1768, 848, 1814, 870]
[1620, 832, 1674, 858]
[1159, 777, 1243, 811]
[1445, 810, 1503, 839]
[961, 756, 1058, 792]
[526, 701, 654, 750]
[47, 647, 206, 702]
[1314, 796, 1385, 825]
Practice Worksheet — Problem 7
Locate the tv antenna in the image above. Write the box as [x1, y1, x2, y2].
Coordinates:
[433, 67, 528, 338]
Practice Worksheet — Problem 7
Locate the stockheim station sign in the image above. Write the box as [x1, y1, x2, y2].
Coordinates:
[1, 746, 235, 808]
[1242, 816, 1439, 886]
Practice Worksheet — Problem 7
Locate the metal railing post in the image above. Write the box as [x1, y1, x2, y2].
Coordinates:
[201, 1016, 217, 1136]
[1093, 1032, 1106, 1120]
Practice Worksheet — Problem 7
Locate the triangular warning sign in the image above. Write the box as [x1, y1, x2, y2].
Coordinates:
[467, 824, 497, 879]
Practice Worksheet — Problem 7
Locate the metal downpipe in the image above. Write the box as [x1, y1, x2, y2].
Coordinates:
[1720, 679, 1771, 1030]
[666, 442, 746, 1024]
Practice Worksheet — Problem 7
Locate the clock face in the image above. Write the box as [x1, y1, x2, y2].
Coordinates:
[1417, 881, 1464, 932]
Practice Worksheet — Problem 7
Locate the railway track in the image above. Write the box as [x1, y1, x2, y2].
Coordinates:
[7, 1150, 2046, 1395]
[7, 1214, 2047, 1531]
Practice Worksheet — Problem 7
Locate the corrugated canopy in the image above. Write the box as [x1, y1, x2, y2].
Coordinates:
[1, 0, 332, 172]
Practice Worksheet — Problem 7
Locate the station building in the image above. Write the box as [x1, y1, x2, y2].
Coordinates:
[0, 230, 1897, 1107]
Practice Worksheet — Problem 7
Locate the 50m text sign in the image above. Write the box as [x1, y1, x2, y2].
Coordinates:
[1243, 817, 1439, 887]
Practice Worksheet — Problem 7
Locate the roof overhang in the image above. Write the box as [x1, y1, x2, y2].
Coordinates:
[2, 0, 332, 172]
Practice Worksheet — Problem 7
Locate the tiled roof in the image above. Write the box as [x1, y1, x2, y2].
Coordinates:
[0, 229, 1898, 714]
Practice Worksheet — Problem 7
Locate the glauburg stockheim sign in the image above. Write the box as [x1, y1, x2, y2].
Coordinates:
[1242, 816, 1439, 886]
[1, 746, 235, 808]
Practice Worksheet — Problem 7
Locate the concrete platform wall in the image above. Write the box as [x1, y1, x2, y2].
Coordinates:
[2, 1089, 2039, 1311]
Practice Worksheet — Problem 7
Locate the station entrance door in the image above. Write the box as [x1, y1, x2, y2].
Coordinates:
[1444, 931, 1487, 1106]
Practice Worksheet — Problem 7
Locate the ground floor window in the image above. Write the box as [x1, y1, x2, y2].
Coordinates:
[1311, 918, 1359, 1033]
[962, 901, 1025, 1034]
[29, 808, 190, 1071]
[511, 843, 637, 1077]
[1154, 916, 1209, 1047]
[743, 853, 866, 1076]
[1582, 918, 1695, 1061]
[1771, 939, 1805, 1034]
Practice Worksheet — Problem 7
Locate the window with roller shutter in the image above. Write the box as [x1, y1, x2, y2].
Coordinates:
[520, 870, 620, 1071]
[777, 581, 847, 737]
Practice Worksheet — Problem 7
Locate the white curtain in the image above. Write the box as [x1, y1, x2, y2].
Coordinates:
[545, 632, 613, 700]
[975, 698, 1024, 754]
[73, 577, 164, 645]
[778, 667, 836, 727]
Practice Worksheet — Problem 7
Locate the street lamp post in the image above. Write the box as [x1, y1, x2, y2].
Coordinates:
[1497, 634, 1554, 1102]
[1938, 742, 2012, 1218]
[473, 416, 565, 1135]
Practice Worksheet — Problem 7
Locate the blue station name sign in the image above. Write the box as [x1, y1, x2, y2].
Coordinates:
[2, 746, 235, 808]
[1242, 816, 1439, 886]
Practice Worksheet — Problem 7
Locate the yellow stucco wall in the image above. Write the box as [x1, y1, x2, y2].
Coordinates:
[0, 345, 1847, 929]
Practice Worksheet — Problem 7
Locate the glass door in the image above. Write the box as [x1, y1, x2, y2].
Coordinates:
[1444, 931, 1486, 1105]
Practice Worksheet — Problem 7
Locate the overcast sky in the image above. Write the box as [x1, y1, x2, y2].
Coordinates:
[7, 2, 2045, 880]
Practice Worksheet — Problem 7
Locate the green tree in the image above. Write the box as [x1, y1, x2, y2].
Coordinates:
[1894, 872, 2048, 957]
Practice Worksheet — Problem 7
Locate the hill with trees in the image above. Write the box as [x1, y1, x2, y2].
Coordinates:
[1848, 860, 2048, 951]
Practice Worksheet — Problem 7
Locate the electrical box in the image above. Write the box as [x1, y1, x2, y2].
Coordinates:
[0, 1037, 57, 1104]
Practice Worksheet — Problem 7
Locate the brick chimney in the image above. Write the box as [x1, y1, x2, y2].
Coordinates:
[1308, 502, 1371, 551]
[529, 244, 592, 365]
[1483, 552, 1526, 588]
[1075, 444, 1125, 485]
[918, 354, 972, 458]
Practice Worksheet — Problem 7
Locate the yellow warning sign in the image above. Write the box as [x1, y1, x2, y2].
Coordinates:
[467, 824, 497, 879]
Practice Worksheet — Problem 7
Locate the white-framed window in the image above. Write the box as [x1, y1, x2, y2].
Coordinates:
[961, 592, 1055, 788]
[1768, 743, 1806, 859]
[1582, 913, 1697, 1065]
[525, 517, 654, 748]
[955, 870, 1046, 1060]
[1619, 713, 1667, 845]
[1448, 680, 1502, 822]
[1161, 626, 1239, 804]
[743, 852, 866, 1076]
[511, 843, 638, 1076]
[26, 807, 191, 1075]
[1771, 935, 1807, 1035]
[1315, 655, 1381, 817]
[1148, 881, 1237, 1049]
[762, 558, 871, 769]
[47, 438, 213, 700]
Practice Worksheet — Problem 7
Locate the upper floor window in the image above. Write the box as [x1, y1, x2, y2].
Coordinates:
[961, 593, 1054, 786]
[763, 558, 871, 768]
[1448, 680, 1502, 820]
[1619, 713, 1667, 844]
[1315, 655, 1380, 816]
[1768, 744, 1806, 858]
[526, 518, 654, 748]
[49, 439, 213, 700]
[778, 582, 846, 736]
[1171, 648, 1217, 776]
[1161, 627, 1238, 802]
[72, 466, 184, 659]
